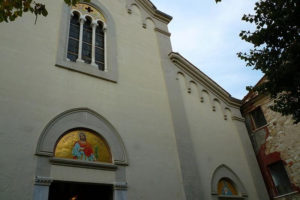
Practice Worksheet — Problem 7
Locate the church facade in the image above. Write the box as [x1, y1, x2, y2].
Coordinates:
[0, 0, 269, 199]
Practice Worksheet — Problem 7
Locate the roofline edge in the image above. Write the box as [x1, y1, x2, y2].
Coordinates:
[169, 52, 242, 108]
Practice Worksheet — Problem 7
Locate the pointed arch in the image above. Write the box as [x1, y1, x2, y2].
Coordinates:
[34, 108, 128, 200]
[36, 108, 128, 165]
[211, 164, 248, 199]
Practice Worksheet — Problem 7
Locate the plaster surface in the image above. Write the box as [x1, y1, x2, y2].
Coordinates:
[0, 0, 269, 199]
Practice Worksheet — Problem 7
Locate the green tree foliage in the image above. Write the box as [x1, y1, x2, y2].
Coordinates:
[0, 0, 89, 23]
[217, 0, 300, 123]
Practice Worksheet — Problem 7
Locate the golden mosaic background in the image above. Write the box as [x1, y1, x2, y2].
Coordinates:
[217, 178, 238, 195]
[72, 3, 106, 22]
[54, 129, 112, 163]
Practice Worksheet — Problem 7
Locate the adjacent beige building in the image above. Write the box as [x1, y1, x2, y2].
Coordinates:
[241, 77, 300, 200]
[0, 0, 269, 199]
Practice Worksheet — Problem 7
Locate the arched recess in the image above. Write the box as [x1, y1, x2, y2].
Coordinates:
[177, 71, 189, 93]
[128, 3, 143, 25]
[143, 17, 156, 29]
[189, 81, 198, 95]
[211, 164, 248, 199]
[33, 108, 128, 200]
[213, 98, 228, 120]
[201, 89, 211, 104]
[36, 108, 128, 165]
[225, 107, 232, 120]
[127, 3, 141, 16]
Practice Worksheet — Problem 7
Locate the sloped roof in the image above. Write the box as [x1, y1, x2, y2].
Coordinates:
[169, 52, 242, 107]
[134, 0, 173, 23]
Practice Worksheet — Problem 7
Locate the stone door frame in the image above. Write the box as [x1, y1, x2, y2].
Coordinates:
[33, 108, 128, 200]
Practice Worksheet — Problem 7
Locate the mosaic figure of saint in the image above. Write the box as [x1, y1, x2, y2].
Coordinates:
[72, 132, 96, 161]
[222, 181, 233, 195]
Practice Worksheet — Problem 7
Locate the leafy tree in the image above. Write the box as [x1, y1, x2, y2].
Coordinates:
[217, 0, 300, 123]
[0, 0, 89, 23]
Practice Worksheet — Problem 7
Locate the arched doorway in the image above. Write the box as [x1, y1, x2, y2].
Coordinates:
[33, 108, 128, 200]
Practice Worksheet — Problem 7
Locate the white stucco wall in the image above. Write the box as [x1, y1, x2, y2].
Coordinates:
[0, 0, 271, 200]
[0, 0, 185, 199]
[177, 73, 261, 200]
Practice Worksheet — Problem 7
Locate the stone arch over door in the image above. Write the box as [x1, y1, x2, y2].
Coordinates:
[211, 164, 248, 199]
[33, 108, 128, 200]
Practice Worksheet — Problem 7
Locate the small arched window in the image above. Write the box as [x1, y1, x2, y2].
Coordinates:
[67, 3, 106, 71]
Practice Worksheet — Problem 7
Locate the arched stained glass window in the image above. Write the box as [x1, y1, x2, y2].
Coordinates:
[67, 12, 80, 62]
[67, 3, 106, 71]
[82, 17, 93, 64]
[95, 22, 105, 70]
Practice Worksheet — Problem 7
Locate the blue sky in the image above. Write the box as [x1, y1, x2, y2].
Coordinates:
[150, 0, 263, 99]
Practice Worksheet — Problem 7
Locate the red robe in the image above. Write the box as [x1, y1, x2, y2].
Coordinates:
[73, 141, 94, 159]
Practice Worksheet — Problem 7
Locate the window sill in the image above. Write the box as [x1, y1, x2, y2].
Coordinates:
[55, 59, 117, 82]
[273, 191, 299, 199]
[212, 193, 247, 199]
[252, 123, 269, 133]
[50, 157, 118, 171]
[217, 195, 245, 199]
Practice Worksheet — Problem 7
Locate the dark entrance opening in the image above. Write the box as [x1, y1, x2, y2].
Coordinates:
[49, 181, 113, 200]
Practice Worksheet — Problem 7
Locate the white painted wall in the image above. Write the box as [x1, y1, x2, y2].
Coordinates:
[0, 0, 269, 200]
[0, 0, 184, 199]
[177, 73, 261, 200]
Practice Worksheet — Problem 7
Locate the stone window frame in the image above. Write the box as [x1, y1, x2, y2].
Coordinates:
[267, 160, 294, 197]
[56, 1, 118, 82]
[244, 106, 269, 153]
[247, 106, 268, 131]
[67, 10, 105, 70]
